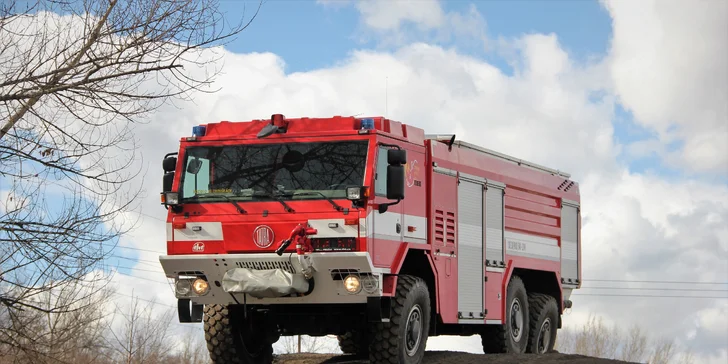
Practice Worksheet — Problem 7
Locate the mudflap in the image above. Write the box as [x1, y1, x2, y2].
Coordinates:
[178, 298, 203, 323]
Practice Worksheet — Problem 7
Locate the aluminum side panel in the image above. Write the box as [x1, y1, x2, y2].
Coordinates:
[457, 179, 484, 321]
[485, 185, 504, 265]
[561, 203, 579, 283]
[505, 230, 559, 261]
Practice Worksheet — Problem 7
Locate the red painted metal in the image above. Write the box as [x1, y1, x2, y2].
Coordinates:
[485, 271, 504, 321]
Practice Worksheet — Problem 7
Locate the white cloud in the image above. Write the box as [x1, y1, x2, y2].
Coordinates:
[355, 0, 445, 31]
[603, 0, 728, 174]
[320, 0, 487, 49]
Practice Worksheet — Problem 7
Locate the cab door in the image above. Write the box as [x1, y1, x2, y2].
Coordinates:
[370, 144, 404, 266]
[400, 146, 427, 246]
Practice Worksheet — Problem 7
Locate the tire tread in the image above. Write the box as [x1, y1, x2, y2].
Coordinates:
[480, 275, 528, 354]
[203, 304, 273, 364]
[369, 275, 428, 364]
[526, 292, 558, 354]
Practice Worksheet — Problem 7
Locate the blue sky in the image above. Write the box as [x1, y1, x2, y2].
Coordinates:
[223, 0, 613, 71]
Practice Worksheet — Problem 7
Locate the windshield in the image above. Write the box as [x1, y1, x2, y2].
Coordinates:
[179, 140, 369, 202]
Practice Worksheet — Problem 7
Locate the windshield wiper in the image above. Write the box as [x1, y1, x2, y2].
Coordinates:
[193, 194, 246, 214]
[289, 191, 345, 212]
[253, 191, 295, 213]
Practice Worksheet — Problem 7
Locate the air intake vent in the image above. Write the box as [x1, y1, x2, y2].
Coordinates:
[235, 260, 296, 274]
[435, 209, 456, 245]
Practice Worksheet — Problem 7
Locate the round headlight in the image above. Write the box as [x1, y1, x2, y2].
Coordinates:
[192, 278, 209, 296]
[361, 275, 379, 294]
[175, 279, 191, 296]
[343, 275, 361, 294]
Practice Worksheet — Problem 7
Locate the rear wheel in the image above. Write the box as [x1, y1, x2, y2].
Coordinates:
[204, 304, 274, 364]
[369, 275, 431, 364]
[480, 275, 529, 354]
[526, 293, 559, 354]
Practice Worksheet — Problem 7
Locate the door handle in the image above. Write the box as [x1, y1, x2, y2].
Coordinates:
[396, 223, 401, 234]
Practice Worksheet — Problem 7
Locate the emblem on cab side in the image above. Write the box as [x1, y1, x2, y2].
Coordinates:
[253, 225, 275, 248]
[192, 242, 205, 252]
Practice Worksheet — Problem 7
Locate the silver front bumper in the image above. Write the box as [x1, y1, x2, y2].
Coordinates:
[159, 252, 388, 305]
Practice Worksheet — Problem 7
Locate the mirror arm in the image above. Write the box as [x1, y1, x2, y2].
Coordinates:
[377, 199, 400, 214]
[379, 142, 401, 150]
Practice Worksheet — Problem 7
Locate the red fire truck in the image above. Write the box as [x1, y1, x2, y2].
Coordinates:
[159, 114, 581, 364]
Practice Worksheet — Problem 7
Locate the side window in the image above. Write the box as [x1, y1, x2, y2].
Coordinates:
[374, 146, 388, 196]
[182, 158, 210, 198]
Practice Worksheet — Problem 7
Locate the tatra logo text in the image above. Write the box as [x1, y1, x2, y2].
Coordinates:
[253, 225, 275, 249]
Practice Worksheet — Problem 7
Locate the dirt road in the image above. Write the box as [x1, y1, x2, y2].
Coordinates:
[273, 351, 639, 364]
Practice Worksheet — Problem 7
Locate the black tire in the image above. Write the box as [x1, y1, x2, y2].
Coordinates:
[369, 275, 431, 364]
[337, 330, 369, 356]
[526, 293, 559, 354]
[204, 304, 274, 364]
[480, 275, 529, 354]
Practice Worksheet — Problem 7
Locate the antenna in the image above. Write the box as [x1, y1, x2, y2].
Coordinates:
[385, 76, 388, 116]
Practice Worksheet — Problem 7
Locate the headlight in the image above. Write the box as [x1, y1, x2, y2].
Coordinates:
[346, 187, 361, 200]
[343, 275, 361, 294]
[175, 279, 191, 296]
[191, 278, 209, 296]
[164, 192, 179, 205]
[361, 274, 379, 294]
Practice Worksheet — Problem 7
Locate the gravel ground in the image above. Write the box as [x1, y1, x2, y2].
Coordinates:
[273, 351, 640, 364]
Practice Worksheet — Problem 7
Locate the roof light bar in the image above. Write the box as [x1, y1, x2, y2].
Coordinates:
[192, 125, 206, 137]
[360, 118, 375, 130]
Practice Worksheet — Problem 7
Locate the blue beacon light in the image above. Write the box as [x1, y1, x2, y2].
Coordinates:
[360, 118, 375, 130]
[192, 125, 206, 137]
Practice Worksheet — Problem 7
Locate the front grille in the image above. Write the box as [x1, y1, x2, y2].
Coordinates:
[235, 260, 296, 274]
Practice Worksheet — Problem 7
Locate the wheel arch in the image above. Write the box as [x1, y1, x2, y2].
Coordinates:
[510, 268, 562, 327]
[396, 248, 438, 334]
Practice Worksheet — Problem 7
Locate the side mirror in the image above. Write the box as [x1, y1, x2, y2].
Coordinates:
[161, 153, 179, 210]
[388, 149, 406, 165]
[163, 172, 174, 192]
[386, 165, 405, 200]
[163, 156, 177, 172]
[378, 147, 406, 214]
[187, 159, 202, 175]
[162, 155, 177, 193]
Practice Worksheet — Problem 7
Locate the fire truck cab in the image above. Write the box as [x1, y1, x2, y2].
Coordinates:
[159, 115, 581, 364]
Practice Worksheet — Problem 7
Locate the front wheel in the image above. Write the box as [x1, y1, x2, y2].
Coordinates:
[204, 304, 274, 364]
[337, 330, 369, 357]
[369, 275, 431, 364]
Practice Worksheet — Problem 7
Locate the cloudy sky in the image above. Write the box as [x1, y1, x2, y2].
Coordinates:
[4, 0, 726, 362]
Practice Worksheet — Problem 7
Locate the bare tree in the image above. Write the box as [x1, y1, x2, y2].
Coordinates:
[620, 324, 648, 363]
[568, 314, 619, 359]
[172, 328, 210, 364]
[649, 337, 676, 364]
[556, 313, 695, 364]
[0, 0, 260, 353]
[277, 335, 340, 354]
[105, 293, 175, 364]
[0, 277, 111, 363]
